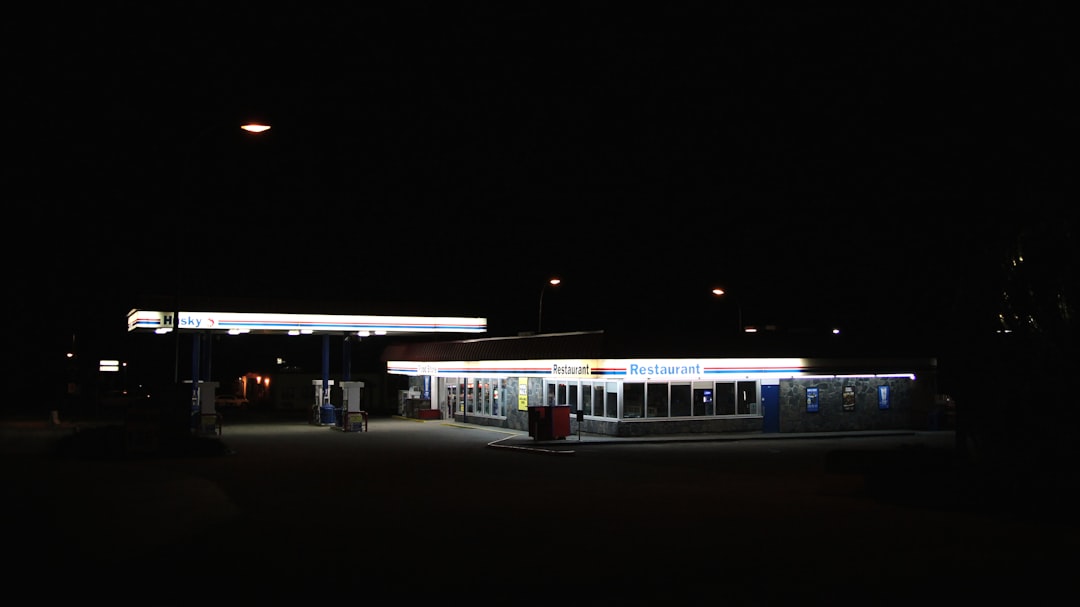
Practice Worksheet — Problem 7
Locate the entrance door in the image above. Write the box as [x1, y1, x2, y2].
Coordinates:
[761, 384, 779, 433]
[445, 379, 459, 419]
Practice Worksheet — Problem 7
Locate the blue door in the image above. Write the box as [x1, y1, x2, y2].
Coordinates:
[761, 384, 780, 433]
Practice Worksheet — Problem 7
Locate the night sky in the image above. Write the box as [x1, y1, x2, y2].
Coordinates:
[7, 5, 1076, 392]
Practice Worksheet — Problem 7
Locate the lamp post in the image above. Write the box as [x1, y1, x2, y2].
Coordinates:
[172, 122, 272, 386]
[538, 278, 561, 333]
[711, 287, 742, 334]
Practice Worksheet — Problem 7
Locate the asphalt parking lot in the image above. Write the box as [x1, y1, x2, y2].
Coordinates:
[3, 412, 1077, 605]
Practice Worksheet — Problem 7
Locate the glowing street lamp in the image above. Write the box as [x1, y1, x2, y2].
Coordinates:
[538, 278, 561, 333]
[711, 287, 743, 334]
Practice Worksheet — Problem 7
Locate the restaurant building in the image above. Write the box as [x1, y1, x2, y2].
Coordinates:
[382, 330, 939, 437]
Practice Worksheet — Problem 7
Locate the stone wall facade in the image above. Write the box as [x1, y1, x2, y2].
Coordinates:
[778, 376, 929, 433]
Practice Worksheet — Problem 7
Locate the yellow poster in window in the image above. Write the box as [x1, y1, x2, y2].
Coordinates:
[518, 380, 528, 411]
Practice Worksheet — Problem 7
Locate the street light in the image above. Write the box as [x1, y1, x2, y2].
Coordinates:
[172, 121, 272, 385]
[538, 278, 561, 333]
[711, 287, 743, 334]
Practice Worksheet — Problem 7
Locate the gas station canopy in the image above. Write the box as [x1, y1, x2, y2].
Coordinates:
[127, 309, 488, 336]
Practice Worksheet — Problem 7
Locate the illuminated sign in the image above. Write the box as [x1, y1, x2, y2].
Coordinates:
[552, 363, 590, 375]
[388, 358, 917, 382]
[128, 309, 487, 335]
[628, 362, 702, 376]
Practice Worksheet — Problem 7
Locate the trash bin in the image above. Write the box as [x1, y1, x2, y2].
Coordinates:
[318, 403, 336, 425]
[528, 405, 571, 440]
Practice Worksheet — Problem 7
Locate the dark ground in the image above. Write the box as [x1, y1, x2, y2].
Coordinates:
[2, 409, 1077, 605]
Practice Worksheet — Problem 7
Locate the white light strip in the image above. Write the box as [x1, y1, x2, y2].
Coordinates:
[130, 309, 488, 335]
[804, 374, 916, 380]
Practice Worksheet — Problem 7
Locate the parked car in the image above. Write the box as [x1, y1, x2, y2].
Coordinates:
[215, 394, 249, 408]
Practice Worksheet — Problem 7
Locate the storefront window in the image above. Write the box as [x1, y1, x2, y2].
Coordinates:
[692, 381, 713, 416]
[439, 376, 756, 421]
[606, 384, 618, 418]
[737, 381, 757, 415]
[646, 383, 668, 418]
[449, 378, 510, 418]
[670, 383, 691, 417]
[716, 382, 736, 415]
[623, 383, 644, 418]
[493, 379, 505, 416]
[477, 381, 489, 415]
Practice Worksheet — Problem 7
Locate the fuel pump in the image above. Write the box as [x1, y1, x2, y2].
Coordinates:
[340, 381, 367, 432]
[311, 379, 336, 426]
[195, 381, 220, 436]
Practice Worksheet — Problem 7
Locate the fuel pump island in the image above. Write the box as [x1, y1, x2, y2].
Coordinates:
[312, 379, 368, 432]
[125, 307, 488, 437]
